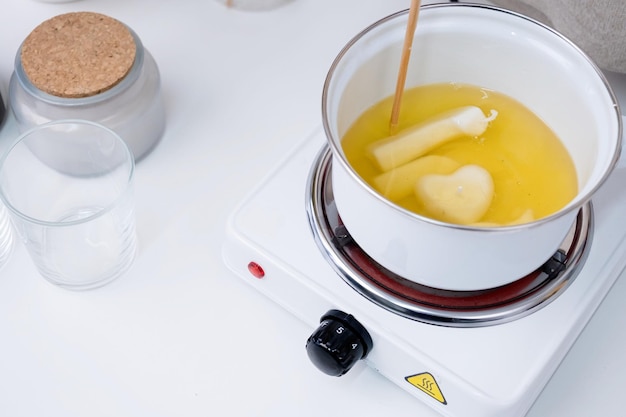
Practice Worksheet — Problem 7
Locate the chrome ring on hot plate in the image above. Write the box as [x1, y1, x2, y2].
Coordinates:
[305, 145, 593, 328]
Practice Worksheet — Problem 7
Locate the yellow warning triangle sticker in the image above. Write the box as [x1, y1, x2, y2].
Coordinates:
[405, 372, 447, 405]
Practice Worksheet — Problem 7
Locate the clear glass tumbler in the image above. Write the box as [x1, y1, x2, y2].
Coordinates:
[0, 83, 15, 270]
[0, 120, 137, 290]
[0, 203, 14, 270]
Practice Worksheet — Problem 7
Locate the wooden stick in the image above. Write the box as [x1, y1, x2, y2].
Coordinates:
[389, 0, 421, 135]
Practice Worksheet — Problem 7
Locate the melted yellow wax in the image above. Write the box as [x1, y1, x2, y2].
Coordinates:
[341, 82, 578, 226]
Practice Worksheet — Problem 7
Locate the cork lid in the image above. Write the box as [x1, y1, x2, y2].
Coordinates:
[20, 12, 137, 98]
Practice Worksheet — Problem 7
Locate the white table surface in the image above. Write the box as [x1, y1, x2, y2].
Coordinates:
[1, 1, 625, 416]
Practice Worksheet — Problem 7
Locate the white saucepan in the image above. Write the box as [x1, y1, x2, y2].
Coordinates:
[322, 3, 622, 291]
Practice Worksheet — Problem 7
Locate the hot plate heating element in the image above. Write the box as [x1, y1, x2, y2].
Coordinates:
[307, 146, 591, 328]
[223, 126, 626, 417]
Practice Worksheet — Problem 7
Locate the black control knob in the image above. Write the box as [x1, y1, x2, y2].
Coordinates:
[306, 309, 374, 376]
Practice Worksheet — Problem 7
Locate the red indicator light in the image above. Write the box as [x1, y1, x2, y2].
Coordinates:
[247, 261, 265, 279]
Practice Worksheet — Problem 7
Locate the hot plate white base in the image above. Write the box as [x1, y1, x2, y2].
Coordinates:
[223, 125, 626, 417]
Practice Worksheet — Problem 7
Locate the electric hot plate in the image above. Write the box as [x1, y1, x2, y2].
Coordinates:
[223, 126, 626, 417]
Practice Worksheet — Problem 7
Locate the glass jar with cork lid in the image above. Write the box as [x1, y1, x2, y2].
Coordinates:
[9, 12, 165, 161]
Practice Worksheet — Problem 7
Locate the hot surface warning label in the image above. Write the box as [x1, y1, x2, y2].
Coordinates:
[405, 372, 447, 404]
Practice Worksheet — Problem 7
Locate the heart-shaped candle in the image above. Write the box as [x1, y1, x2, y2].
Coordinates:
[415, 164, 494, 224]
